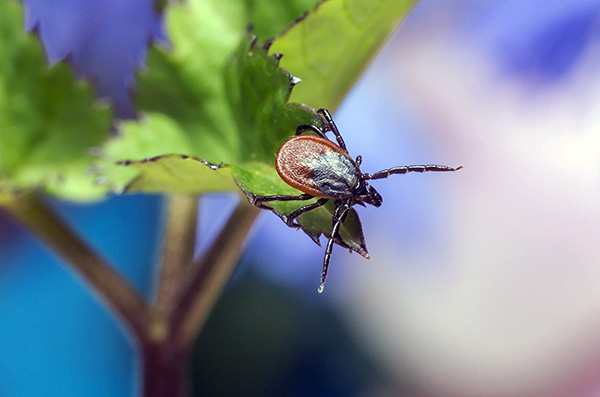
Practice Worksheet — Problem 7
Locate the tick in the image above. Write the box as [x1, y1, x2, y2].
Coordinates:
[252, 108, 462, 293]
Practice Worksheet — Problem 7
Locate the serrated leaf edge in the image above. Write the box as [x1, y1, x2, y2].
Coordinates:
[116, 153, 229, 193]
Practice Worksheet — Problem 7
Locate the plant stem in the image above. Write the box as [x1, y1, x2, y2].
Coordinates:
[170, 200, 259, 351]
[4, 194, 261, 397]
[1, 196, 151, 341]
[142, 341, 188, 397]
[154, 194, 198, 337]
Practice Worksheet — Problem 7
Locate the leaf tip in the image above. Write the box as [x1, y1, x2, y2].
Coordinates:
[305, 230, 322, 247]
[356, 245, 370, 259]
[248, 31, 258, 48]
[262, 40, 273, 52]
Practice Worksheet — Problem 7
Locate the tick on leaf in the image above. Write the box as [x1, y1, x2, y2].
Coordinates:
[252, 108, 462, 293]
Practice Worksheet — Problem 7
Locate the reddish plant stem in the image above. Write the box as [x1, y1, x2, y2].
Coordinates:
[141, 340, 189, 397]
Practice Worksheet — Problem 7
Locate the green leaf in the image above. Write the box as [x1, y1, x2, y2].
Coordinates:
[232, 162, 302, 199]
[299, 200, 369, 258]
[105, 0, 325, 192]
[0, 0, 111, 201]
[118, 154, 234, 193]
[214, 0, 322, 41]
[103, 0, 370, 255]
[269, 0, 418, 110]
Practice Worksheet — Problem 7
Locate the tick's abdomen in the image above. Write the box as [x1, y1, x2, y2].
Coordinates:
[310, 151, 358, 197]
[276, 135, 359, 199]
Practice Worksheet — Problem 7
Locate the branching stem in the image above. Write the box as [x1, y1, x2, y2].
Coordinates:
[153, 194, 199, 339]
[3, 194, 260, 396]
[2, 196, 151, 342]
[170, 200, 259, 351]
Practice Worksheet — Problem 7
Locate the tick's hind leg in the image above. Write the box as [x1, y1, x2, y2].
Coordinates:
[318, 198, 352, 293]
[252, 193, 314, 210]
[296, 124, 327, 139]
[284, 198, 329, 227]
[363, 164, 463, 180]
[317, 108, 347, 151]
[251, 193, 321, 228]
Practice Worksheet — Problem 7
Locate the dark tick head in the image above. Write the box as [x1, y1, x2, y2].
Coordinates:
[364, 184, 383, 207]
[354, 181, 383, 207]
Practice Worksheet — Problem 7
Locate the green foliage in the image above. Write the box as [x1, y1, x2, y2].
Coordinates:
[105, 0, 415, 254]
[117, 154, 235, 193]
[0, 0, 111, 201]
[105, 0, 324, 192]
[0, 0, 416, 251]
[299, 201, 368, 258]
[270, 0, 418, 110]
[104, 0, 369, 251]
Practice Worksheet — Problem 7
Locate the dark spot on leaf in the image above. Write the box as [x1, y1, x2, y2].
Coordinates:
[262, 40, 273, 51]
[293, 11, 309, 25]
[249, 33, 258, 47]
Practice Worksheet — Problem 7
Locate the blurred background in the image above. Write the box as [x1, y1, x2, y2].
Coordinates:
[2, 0, 600, 396]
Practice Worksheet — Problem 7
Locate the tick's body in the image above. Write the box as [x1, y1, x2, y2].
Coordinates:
[252, 108, 462, 293]
[276, 135, 359, 200]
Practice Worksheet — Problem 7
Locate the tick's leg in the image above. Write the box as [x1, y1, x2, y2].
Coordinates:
[284, 198, 329, 227]
[296, 124, 327, 139]
[318, 198, 351, 293]
[317, 108, 347, 151]
[363, 164, 463, 180]
[252, 193, 314, 210]
[332, 198, 342, 220]
[355, 155, 362, 166]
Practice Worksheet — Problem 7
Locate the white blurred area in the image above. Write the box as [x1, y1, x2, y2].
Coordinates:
[337, 3, 600, 397]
